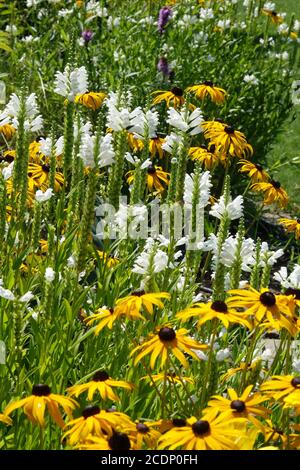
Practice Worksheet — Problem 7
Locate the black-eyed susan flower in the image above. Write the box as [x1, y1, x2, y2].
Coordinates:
[130, 325, 208, 369]
[279, 218, 300, 240]
[142, 372, 194, 385]
[227, 287, 294, 327]
[63, 406, 133, 445]
[203, 121, 253, 158]
[221, 360, 263, 383]
[207, 385, 270, 431]
[127, 132, 144, 152]
[262, 9, 284, 24]
[176, 300, 252, 330]
[155, 417, 188, 434]
[152, 87, 185, 108]
[67, 371, 134, 402]
[84, 307, 119, 335]
[260, 375, 300, 402]
[126, 422, 161, 450]
[238, 160, 270, 183]
[76, 431, 132, 450]
[4, 384, 78, 428]
[263, 419, 289, 447]
[0, 413, 12, 426]
[0, 123, 16, 141]
[250, 180, 288, 208]
[96, 250, 119, 268]
[186, 81, 227, 105]
[0, 149, 15, 163]
[158, 408, 247, 450]
[188, 144, 219, 170]
[75, 92, 106, 111]
[127, 166, 170, 194]
[114, 291, 170, 320]
[28, 162, 64, 192]
[149, 137, 165, 159]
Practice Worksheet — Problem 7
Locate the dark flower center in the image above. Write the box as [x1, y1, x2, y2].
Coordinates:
[211, 300, 228, 313]
[32, 384, 51, 396]
[192, 420, 210, 436]
[93, 371, 109, 382]
[147, 166, 156, 175]
[215, 118, 224, 123]
[171, 87, 183, 97]
[203, 80, 214, 87]
[224, 125, 235, 134]
[136, 423, 149, 434]
[3, 154, 14, 163]
[291, 377, 300, 388]
[297, 219, 300, 225]
[200, 145, 207, 149]
[82, 405, 100, 419]
[108, 431, 131, 451]
[131, 290, 145, 297]
[42, 164, 50, 173]
[259, 291, 276, 307]
[255, 164, 263, 171]
[172, 418, 187, 427]
[158, 327, 176, 342]
[230, 400, 246, 412]
[209, 144, 216, 153]
[271, 180, 281, 189]
[285, 288, 300, 300]
[271, 11, 277, 16]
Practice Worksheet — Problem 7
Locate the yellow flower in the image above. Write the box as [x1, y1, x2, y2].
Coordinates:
[221, 360, 263, 383]
[75, 92, 106, 111]
[63, 406, 132, 445]
[39, 239, 48, 253]
[227, 287, 294, 328]
[0, 149, 15, 163]
[127, 132, 144, 152]
[260, 375, 300, 402]
[67, 371, 134, 402]
[262, 9, 284, 24]
[203, 121, 253, 158]
[127, 166, 170, 194]
[4, 384, 78, 428]
[0, 123, 16, 140]
[250, 180, 288, 208]
[177, 300, 252, 329]
[125, 422, 161, 449]
[158, 409, 247, 450]
[96, 250, 119, 268]
[189, 144, 219, 170]
[28, 162, 64, 192]
[84, 307, 119, 335]
[186, 81, 227, 105]
[207, 385, 270, 432]
[152, 87, 185, 108]
[114, 291, 170, 320]
[76, 431, 132, 450]
[130, 325, 208, 369]
[0, 413, 12, 426]
[142, 372, 194, 385]
[149, 137, 166, 159]
[263, 419, 289, 447]
[279, 218, 300, 240]
[238, 160, 270, 183]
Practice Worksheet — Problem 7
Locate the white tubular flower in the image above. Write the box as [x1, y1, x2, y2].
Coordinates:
[39, 136, 64, 158]
[35, 188, 54, 203]
[216, 348, 231, 362]
[274, 264, 300, 289]
[221, 236, 255, 272]
[54, 65, 88, 102]
[166, 107, 203, 135]
[80, 133, 115, 168]
[184, 171, 212, 207]
[106, 103, 132, 132]
[125, 152, 152, 169]
[0, 93, 43, 132]
[260, 242, 283, 267]
[19, 291, 34, 303]
[210, 195, 243, 221]
[243, 74, 259, 85]
[2, 161, 14, 181]
[161, 132, 183, 154]
[0, 285, 15, 301]
[130, 107, 159, 139]
[45, 267, 55, 282]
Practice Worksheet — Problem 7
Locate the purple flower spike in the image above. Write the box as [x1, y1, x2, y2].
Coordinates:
[157, 7, 172, 34]
[157, 57, 170, 77]
[82, 30, 94, 43]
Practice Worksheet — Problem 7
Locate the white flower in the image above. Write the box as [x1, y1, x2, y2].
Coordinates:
[166, 108, 203, 135]
[2, 161, 14, 181]
[67, 256, 76, 268]
[130, 108, 159, 139]
[199, 8, 214, 20]
[106, 103, 132, 132]
[80, 133, 115, 168]
[54, 66, 88, 102]
[221, 236, 255, 271]
[216, 348, 231, 362]
[132, 240, 169, 275]
[274, 264, 300, 289]
[19, 291, 34, 303]
[184, 171, 212, 208]
[210, 195, 243, 220]
[125, 152, 152, 169]
[161, 132, 183, 154]
[263, 2, 275, 10]
[292, 358, 300, 374]
[0, 93, 43, 132]
[260, 242, 283, 267]
[45, 267, 55, 282]
[217, 19, 231, 29]
[243, 74, 259, 85]
[0, 286, 15, 301]
[35, 188, 54, 203]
